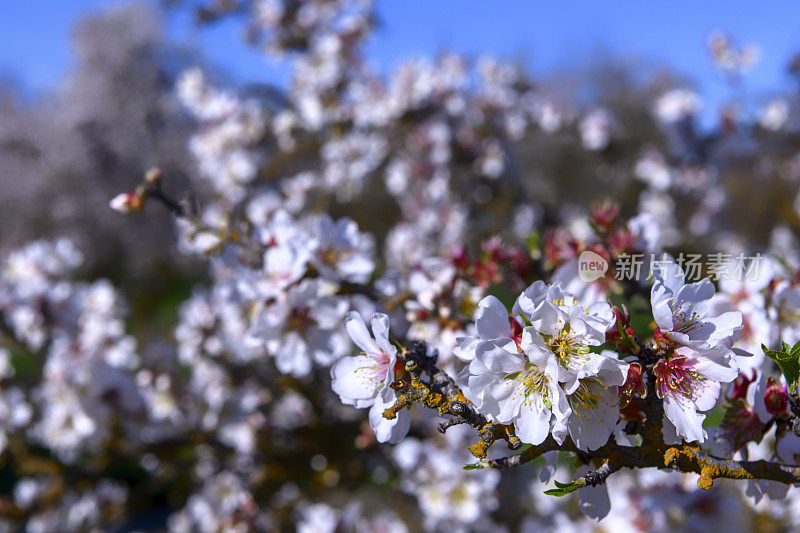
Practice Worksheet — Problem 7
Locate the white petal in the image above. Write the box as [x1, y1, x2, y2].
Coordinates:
[690, 347, 738, 383]
[475, 295, 511, 340]
[663, 395, 706, 443]
[275, 333, 312, 377]
[370, 313, 396, 358]
[369, 393, 410, 443]
[330, 355, 380, 403]
[513, 280, 548, 317]
[514, 402, 551, 445]
[345, 312, 380, 354]
[692, 379, 721, 412]
[475, 342, 525, 375]
[578, 478, 611, 520]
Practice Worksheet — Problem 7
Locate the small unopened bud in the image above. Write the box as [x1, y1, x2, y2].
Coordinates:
[728, 370, 756, 402]
[620, 362, 646, 406]
[589, 199, 620, 233]
[653, 326, 670, 349]
[109, 192, 143, 213]
[763, 377, 789, 416]
[144, 167, 163, 185]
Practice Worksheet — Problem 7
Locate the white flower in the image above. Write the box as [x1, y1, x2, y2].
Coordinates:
[108, 192, 140, 213]
[330, 312, 409, 443]
[760, 99, 789, 131]
[651, 259, 742, 351]
[453, 295, 521, 362]
[654, 88, 701, 123]
[580, 108, 612, 151]
[247, 280, 348, 377]
[655, 345, 738, 443]
[308, 215, 375, 283]
[465, 331, 569, 445]
[297, 503, 338, 533]
[552, 350, 629, 451]
[514, 281, 615, 385]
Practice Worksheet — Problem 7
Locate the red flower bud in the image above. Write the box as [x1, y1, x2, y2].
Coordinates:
[589, 200, 620, 234]
[653, 326, 670, 349]
[763, 377, 789, 417]
[620, 362, 646, 407]
[543, 228, 580, 267]
[728, 370, 756, 402]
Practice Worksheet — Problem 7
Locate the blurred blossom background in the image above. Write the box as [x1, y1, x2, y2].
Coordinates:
[2, 1, 800, 531]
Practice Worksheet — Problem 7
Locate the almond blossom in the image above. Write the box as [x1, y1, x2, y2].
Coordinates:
[330, 311, 410, 443]
[650, 259, 743, 352]
[650, 259, 743, 442]
[464, 329, 569, 445]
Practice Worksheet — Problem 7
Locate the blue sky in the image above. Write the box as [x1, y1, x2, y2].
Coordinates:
[2, 0, 800, 119]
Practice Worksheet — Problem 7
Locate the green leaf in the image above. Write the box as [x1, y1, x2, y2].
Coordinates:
[463, 461, 489, 470]
[543, 479, 586, 497]
[791, 341, 800, 359]
[763, 343, 800, 395]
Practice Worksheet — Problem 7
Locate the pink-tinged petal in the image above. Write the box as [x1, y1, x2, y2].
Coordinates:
[330, 354, 381, 403]
[345, 312, 380, 354]
[514, 401, 551, 445]
[370, 313, 396, 358]
[475, 295, 511, 340]
[663, 394, 707, 443]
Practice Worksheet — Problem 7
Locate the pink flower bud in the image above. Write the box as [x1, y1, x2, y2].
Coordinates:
[109, 192, 142, 213]
[763, 377, 789, 417]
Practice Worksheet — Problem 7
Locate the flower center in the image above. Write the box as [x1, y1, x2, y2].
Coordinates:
[673, 301, 701, 334]
[544, 323, 590, 368]
[569, 378, 605, 410]
[654, 355, 702, 399]
[508, 364, 550, 408]
[356, 350, 392, 384]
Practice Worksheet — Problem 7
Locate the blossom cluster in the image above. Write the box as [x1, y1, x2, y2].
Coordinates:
[7, 0, 800, 531]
